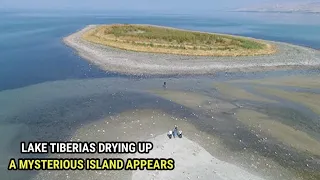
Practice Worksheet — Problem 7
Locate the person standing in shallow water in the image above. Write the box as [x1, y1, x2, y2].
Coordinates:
[163, 82, 167, 89]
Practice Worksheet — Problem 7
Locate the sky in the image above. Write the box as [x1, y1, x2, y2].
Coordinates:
[0, 0, 316, 11]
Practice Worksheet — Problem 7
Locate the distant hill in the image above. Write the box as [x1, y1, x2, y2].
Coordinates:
[235, 1, 320, 13]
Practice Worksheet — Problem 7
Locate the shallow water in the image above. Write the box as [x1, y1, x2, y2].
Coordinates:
[1, 74, 320, 180]
[0, 10, 320, 180]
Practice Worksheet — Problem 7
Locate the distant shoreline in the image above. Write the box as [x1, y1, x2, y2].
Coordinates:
[232, 10, 320, 14]
[63, 25, 320, 76]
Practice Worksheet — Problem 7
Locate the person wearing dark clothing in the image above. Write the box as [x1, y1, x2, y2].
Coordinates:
[163, 82, 167, 89]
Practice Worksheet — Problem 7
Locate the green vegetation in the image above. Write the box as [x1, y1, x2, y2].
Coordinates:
[82, 24, 276, 56]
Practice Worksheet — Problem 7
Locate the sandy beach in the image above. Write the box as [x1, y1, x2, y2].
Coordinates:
[63, 25, 320, 75]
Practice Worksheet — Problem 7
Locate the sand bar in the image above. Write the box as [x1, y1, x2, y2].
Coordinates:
[63, 25, 320, 75]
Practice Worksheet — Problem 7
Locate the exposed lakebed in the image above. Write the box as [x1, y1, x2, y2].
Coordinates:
[1, 70, 319, 180]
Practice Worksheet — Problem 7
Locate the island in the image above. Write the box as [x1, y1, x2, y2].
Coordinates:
[63, 24, 320, 75]
[81, 24, 275, 57]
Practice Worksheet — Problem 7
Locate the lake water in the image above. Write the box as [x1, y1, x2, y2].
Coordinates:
[0, 10, 320, 180]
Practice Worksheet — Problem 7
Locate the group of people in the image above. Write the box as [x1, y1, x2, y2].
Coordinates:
[167, 125, 182, 139]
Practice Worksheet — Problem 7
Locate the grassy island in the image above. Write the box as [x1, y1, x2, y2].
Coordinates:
[82, 24, 276, 57]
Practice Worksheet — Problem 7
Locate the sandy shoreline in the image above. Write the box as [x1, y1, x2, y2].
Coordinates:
[63, 25, 320, 75]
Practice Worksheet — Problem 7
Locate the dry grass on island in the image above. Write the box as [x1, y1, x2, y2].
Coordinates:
[82, 24, 276, 57]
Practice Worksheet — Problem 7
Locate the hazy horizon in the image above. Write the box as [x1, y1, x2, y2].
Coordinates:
[1, 0, 317, 12]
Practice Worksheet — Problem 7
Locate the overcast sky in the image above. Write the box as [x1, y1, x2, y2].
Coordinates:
[0, 0, 316, 11]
